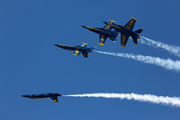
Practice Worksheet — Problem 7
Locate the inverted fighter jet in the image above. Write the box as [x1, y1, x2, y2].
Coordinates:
[54, 42, 95, 58]
[22, 93, 62, 103]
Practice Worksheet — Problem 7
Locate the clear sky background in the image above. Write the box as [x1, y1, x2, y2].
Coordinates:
[1, 0, 180, 120]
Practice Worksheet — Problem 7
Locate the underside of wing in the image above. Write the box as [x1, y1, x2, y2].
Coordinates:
[124, 17, 136, 30]
[98, 34, 108, 45]
[51, 96, 58, 103]
[121, 33, 129, 47]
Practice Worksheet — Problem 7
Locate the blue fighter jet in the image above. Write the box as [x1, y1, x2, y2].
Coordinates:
[54, 43, 95, 58]
[103, 17, 143, 47]
[22, 93, 62, 103]
[82, 20, 118, 45]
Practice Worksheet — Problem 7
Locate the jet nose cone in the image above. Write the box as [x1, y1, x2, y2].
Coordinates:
[103, 21, 107, 24]
[54, 44, 59, 47]
[82, 25, 86, 28]
[22, 95, 29, 98]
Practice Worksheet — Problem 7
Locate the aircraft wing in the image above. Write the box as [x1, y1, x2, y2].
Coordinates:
[98, 34, 108, 45]
[124, 17, 136, 30]
[51, 96, 58, 103]
[120, 33, 129, 47]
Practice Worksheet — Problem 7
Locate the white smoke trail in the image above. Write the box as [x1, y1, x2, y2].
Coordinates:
[65, 93, 180, 107]
[139, 36, 180, 58]
[94, 50, 180, 72]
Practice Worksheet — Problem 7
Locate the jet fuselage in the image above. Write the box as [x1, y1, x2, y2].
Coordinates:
[110, 25, 139, 38]
[22, 93, 61, 99]
[94, 27, 118, 37]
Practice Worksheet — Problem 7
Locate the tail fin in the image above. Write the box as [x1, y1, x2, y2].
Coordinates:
[103, 20, 115, 30]
[132, 37, 137, 45]
[135, 28, 143, 34]
[82, 51, 88, 58]
[109, 36, 116, 42]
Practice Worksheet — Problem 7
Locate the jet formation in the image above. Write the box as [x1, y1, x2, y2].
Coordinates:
[54, 17, 143, 58]
[22, 17, 144, 103]
[22, 93, 62, 103]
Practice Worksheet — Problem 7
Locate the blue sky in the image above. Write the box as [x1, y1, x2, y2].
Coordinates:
[1, 0, 180, 120]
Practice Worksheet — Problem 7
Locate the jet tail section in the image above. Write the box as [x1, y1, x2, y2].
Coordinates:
[103, 20, 115, 30]
[135, 28, 143, 34]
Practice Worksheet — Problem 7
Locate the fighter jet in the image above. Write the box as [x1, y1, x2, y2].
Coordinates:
[22, 93, 61, 103]
[54, 42, 95, 58]
[82, 20, 118, 45]
[103, 17, 143, 47]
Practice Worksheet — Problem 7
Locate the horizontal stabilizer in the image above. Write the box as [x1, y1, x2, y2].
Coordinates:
[132, 36, 138, 45]
[51, 96, 58, 103]
[135, 28, 143, 34]
[82, 51, 88, 58]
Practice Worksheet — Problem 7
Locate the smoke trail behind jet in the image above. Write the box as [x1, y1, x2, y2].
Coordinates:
[94, 50, 180, 72]
[139, 36, 180, 58]
[65, 93, 180, 107]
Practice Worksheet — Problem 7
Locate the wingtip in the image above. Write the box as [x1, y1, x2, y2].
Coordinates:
[120, 44, 125, 47]
[103, 21, 108, 24]
[109, 19, 115, 22]
[72, 54, 78, 56]
[97, 43, 104, 46]
[131, 17, 137, 20]
[54, 100, 58, 103]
